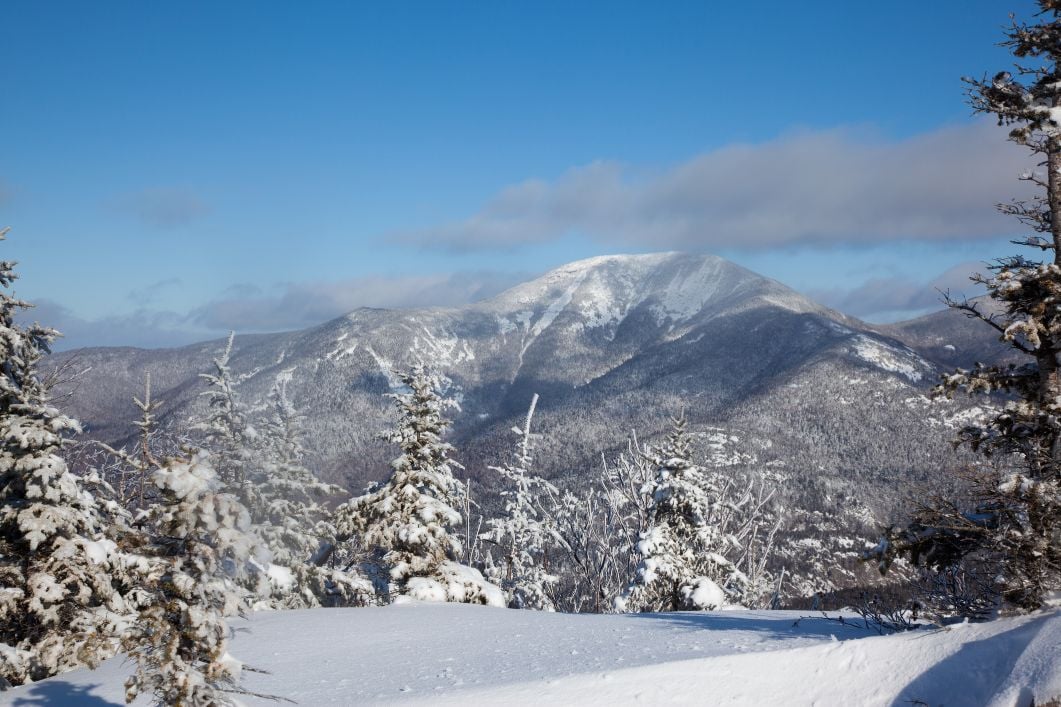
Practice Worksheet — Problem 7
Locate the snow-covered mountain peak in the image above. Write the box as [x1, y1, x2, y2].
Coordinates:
[480, 251, 823, 331]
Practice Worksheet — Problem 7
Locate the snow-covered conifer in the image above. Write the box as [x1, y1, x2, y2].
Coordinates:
[868, 2, 1061, 612]
[616, 413, 748, 612]
[128, 373, 161, 508]
[192, 334, 274, 603]
[484, 394, 557, 610]
[0, 228, 133, 686]
[252, 376, 371, 607]
[195, 332, 255, 500]
[335, 363, 503, 606]
[122, 450, 265, 706]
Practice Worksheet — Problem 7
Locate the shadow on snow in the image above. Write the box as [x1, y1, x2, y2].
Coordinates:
[620, 610, 881, 642]
[9, 681, 121, 707]
[891, 614, 1053, 707]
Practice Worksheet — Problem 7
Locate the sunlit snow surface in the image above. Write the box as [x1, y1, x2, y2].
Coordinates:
[850, 335, 930, 383]
[4, 603, 1059, 706]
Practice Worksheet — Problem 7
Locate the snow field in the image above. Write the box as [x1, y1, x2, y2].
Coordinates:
[5, 603, 1059, 706]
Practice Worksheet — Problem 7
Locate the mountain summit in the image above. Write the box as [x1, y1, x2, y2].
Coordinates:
[481, 252, 826, 328]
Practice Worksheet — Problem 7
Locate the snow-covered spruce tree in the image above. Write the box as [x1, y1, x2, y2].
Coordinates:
[251, 376, 371, 608]
[867, 3, 1061, 613]
[335, 363, 503, 606]
[128, 373, 162, 509]
[484, 394, 557, 610]
[192, 334, 274, 603]
[195, 332, 256, 502]
[616, 413, 749, 612]
[0, 228, 133, 686]
[122, 450, 269, 706]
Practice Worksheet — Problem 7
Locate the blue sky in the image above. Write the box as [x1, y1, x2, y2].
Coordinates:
[0, 0, 1042, 349]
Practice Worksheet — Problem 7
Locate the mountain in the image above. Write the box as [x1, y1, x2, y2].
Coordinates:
[47, 256, 868, 461]
[48, 252, 1003, 564]
[875, 295, 1016, 370]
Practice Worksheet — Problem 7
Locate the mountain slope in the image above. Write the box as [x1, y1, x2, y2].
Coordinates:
[49, 252, 991, 524]
[876, 295, 1016, 370]
[47, 253, 903, 473]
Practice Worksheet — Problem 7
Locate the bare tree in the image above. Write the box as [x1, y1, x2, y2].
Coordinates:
[483, 394, 559, 610]
[93, 374, 162, 510]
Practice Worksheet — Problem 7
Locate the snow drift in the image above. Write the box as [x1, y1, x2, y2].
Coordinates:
[3, 603, 1058, 706]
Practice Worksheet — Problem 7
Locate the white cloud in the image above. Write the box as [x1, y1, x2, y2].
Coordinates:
[395, 121, 1032, 252]
[191, 271, 528, 331]
[33, 271, 529, 350]
[26, 299, 210, 351]
[809, 261, 990, 321]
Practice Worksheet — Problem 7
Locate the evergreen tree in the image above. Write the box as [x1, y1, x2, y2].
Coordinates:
[252, 376, 371, 607]
[192, 334, 274, 603]
[484, 394, 557, 610]
[0, 228, 133, 686]
[335, 363, 503, 606]
[616, 413, 747, 612]
[195, 332, 255, 501]
[122, 450, 263, 706]
[128, 373, 162, 509]
[868, 2, 1061, 612]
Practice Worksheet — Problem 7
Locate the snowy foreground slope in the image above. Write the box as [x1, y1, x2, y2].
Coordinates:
[4, 603, 1059, 706]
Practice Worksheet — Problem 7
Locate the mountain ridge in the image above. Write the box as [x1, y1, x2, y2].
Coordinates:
[48, 251, 996, 513]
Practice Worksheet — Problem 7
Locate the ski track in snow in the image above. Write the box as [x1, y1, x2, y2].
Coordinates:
[6, 604, 1059, 706]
